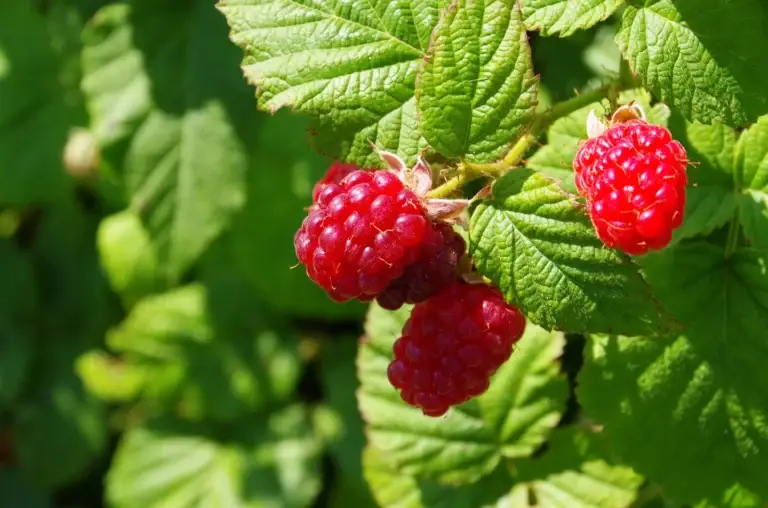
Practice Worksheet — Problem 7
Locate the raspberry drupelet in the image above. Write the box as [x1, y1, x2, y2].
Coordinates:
[574, 119, 688, 255]
[387, 280, 526, 417]
[311, 161, 358, 204]
[376, 222, 466, 310]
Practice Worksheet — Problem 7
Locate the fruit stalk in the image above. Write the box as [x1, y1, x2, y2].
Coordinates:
[427, 81, 630, 199]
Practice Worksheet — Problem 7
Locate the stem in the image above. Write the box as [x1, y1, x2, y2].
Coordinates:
[427, 82, 626, 199]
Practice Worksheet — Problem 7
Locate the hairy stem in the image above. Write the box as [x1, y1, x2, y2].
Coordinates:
[427, 82, 627, 199]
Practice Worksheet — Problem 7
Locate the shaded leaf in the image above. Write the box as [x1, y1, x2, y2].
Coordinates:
[617, 0, 768, 125]
[82, 0, 254, 280]
[0, 0, 72, 204]
[364, 446, 514, 508]
[510, 427, 643, 508]
[108, 284, 301, 421]
[108, 406, 322, 508]
[579, 243, 768, 503]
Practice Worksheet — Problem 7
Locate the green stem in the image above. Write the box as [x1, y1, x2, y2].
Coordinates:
[427, 82, 626, 199]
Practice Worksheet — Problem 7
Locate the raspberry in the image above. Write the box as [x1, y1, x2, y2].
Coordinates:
[573, 119, 688, 255]
[294, 169, 431, 302]
[376, 223, 466, 310]
[387, 281, 526, 417]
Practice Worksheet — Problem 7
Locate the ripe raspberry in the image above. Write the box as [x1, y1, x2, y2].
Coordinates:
[573, 119, 688, 255]
[376, 223, 466, 310]
[312, 162, 359, 203]
[294, 169, 431, 302]
[387, 281, 526, 417]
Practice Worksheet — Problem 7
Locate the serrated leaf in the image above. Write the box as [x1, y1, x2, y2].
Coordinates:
[667, 116, 739, 242]
[218, 0, 445, 166]
[0, 470, 53, 508]
[469, 169, 671, 335]
[107, 406, 322, 508]
[81, 1, 253, 281]
[617, 0, 768, 126]
[108, 284, 301, 421]
[417, 0, 537, 162]
[522, 0, 622, 37]
[528, 90, 668, 194]
[579, 243, 768, 503]
[363, 446, 513, 508]
[0, 0, 72, 204]
[0, 240, 36, 409]
[357, 303, 567, 484]
[13, 341, 107, 488]
[226, 110, 364, 319]
[97, 210, 163, 308]
[510, 427, 643, 508]
[735, 116, 768, 251]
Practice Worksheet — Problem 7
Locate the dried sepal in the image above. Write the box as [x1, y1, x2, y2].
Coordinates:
[610, 101, 647, 125]
[586, 110, 609, 139]
[425, 198, 470, 222]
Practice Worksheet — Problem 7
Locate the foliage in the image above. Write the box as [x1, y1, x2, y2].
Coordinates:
[0, 0, 766, 507]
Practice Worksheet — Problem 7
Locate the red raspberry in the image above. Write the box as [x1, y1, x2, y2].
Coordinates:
[294, 169, 430, 302]
[573, 120, 688, 255]
[312, 162, 359, 203]
[376, 223, 466, 310]
[387, 281, 526, 417]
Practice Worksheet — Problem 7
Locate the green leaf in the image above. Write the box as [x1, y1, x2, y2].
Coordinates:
[0, 470, 53, 508]
[667, 116, 738, 242]
[97, 210, 163, 308]
[81, 1, 254, 281]
[363, 446, 514, 508]
[528, 90, 668, 194]
[226, 110, 364, 319]
[14, 201, 111, 487]
[14, 341, 107, 488]
[0, 240, 36, 409]
[469, 169, 671, 335]
[694, 484, 763, 508]
[108, 406, 322, 508]
[320, 339, 376, 506]
[76, 350, 147, 402]
[31, 199, 111, 341]
[510, 427, 643, 508]
[417, 0, 537, 162]
[522, 0, 622, 37]
[735, 116, 768, 251]
[0, 0, 72, 204]
[217, 0, 444, 166]
[579, 243, 768, 503]
[357, 303, 567, 484]
[617, 0, 768, 126]
[108, 284, 301, 420]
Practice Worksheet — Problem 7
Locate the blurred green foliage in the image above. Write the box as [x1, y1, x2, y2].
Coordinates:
[0, 1, 766, 508]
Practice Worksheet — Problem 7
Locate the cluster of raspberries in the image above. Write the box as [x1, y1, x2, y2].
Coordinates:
[294, 115, 687, 417]
[295, 162, 526, 416]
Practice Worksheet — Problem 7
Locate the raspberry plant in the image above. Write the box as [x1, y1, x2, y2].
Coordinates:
[0, 0, 767, 507]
